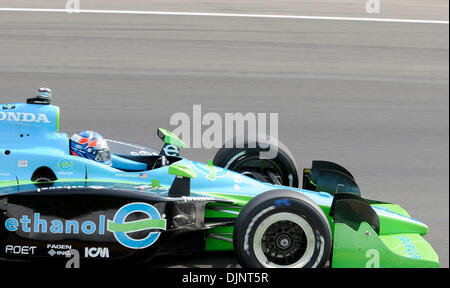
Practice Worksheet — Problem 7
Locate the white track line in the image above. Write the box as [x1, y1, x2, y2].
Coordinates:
[0, 8, 448, 25]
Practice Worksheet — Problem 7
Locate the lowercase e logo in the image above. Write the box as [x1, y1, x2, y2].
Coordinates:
[107, 202, 166, 249]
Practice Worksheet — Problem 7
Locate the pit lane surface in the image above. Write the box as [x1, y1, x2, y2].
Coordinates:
[0, 0, 448, 267]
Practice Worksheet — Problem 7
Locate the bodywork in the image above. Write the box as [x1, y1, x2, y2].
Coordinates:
[0, 102, 439, 267]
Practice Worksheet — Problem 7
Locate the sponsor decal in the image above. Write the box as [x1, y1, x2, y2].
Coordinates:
[134, 182, 165, 191]
[115, 172, 140, 178]
[274, 199, 291, 207]
[163, 145, 179, 156]
[47, 244, 72, 256]
[58, 159, 73, 171]
[181, 196, 215, 202]
[115, 172, 150, 180]
[57, 171, 74, 176]
[36, 186, 104, 192]
[85, 247, 110, 258]
[393, 236, 422, 259]
[107, 202, 167, 249]
[5, 202, 166, 250]
[130, 150, 158, 156]
[2, 104, 15, 110]
[0, 111, 50, 123]
[5, 245, 37, 255]
[18, 160, 28, 168]
[5, 214, 106, 235]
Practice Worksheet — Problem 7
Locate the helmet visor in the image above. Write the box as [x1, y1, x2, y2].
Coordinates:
[95, 149, 112, 163]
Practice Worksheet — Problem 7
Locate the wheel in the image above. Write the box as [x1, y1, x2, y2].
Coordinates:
[213, 135, 299, 187]
[233, 190, 332, 268]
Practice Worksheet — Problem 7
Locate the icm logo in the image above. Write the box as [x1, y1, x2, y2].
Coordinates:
[107, 202, 166, 249]
[85, 247, 109, 258]
[0, 112, 50, 123]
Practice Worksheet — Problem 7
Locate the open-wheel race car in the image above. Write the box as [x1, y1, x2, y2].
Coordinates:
[0, 89, 439, 268]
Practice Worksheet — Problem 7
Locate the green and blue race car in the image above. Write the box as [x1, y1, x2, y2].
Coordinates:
[0, 89, 439, 268]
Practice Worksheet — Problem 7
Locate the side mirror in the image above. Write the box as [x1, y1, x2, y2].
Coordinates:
[168, 164, 197, 178]
[157, 128, 187, 157]
[157, 128, 187, 148]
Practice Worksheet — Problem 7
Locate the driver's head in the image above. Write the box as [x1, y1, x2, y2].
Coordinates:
[70, 131, 112, 166]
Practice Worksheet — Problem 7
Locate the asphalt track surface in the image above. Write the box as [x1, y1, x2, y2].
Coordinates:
[0, 1, 448, 268]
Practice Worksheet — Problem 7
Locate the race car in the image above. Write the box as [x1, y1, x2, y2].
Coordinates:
[0, 89, 439, 268]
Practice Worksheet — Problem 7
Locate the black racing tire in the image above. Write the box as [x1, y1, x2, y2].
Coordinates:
[233, 189, 332, 268]
[213, 135, 299, 187]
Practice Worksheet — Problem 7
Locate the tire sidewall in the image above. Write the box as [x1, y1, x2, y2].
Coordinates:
[234, 191, 331, 268]
[214, 146, 299, 187]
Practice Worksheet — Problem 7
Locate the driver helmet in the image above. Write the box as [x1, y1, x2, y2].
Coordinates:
[70, 131, 112, 166]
